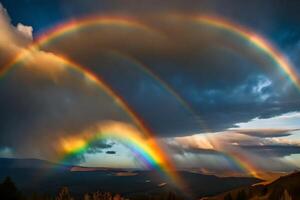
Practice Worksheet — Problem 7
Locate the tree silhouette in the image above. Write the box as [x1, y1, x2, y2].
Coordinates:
[55, 187, 74, 200]
[0, 176, 22, 200]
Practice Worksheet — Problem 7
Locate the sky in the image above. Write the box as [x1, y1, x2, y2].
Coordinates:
[0, 0, 300, 180]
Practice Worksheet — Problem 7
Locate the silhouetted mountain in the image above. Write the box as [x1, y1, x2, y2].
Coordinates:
[0, 158, 70, 170]
[201, 171, 300, 200]
[0, 158, 261, 199]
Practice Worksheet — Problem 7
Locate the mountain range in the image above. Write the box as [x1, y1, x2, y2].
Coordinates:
[0, 158, 262, 199]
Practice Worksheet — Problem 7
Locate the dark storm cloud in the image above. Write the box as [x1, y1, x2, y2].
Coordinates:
[241, 145, 300, 157]
[234, 129, 299, 138]
[53, 0, 298, 49]
[57, 0, 279, 23]
[106, 151, 116, 155]
[65, 141, 115, 164]
[86, 142, 114, 154]
[37, 12, 300, 136]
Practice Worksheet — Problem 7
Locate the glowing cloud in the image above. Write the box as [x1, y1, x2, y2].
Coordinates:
[169, 128, 300, 180]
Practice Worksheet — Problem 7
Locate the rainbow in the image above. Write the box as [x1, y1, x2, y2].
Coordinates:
[186, 15, 300, 90]
[60, 121, 173, 173]
[58, 121, 186, 188]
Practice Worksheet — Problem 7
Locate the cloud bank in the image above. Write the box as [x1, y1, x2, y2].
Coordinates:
[165, 128, 300, 178]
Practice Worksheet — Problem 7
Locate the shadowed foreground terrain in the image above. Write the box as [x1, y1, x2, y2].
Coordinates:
[0, 158, 261, 199]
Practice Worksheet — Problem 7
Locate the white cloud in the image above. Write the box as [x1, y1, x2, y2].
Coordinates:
[0, 3, 32, 44]
[236, 111, 300, 129]
[17, 23, 33, 40]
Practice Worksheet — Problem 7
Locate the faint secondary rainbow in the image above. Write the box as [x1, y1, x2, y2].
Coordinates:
[185, 15, 300, 90]
[179, 133, 262, 179]
[220, 151, 262, 179]
[208, 136, 263, 179]
[59, 121, 183, 186]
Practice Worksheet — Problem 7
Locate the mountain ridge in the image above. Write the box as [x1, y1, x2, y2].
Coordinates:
[201, 171, 300, 200]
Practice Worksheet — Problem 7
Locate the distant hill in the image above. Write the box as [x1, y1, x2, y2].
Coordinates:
[0, 158, 261, 199]
[201, 171, 300, 200]
[0, 158, 70, 170]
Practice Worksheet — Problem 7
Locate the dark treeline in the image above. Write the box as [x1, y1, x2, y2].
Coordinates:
[0, 177, 184, 200]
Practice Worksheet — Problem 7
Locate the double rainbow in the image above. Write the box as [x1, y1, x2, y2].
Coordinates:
[1, 14, 299, 184]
